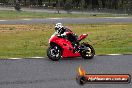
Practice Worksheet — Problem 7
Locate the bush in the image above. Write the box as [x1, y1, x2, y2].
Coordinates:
[14, 3, 21, 11]
[64, 2, 72, 14]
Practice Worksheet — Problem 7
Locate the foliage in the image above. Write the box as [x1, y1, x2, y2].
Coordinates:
[14, 2, 21, 11]
[0, 0, 131, 13]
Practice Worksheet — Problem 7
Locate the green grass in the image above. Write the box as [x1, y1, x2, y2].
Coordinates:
[0, 10, 131, 19]
[0, 23, 132, 58]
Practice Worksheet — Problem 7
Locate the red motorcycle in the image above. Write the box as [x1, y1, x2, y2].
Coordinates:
[47, 29, 95, 61]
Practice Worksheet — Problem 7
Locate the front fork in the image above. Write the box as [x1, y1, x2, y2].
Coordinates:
[78, 43, 89, 53]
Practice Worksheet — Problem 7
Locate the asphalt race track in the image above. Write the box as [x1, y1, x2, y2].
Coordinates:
[0, 17, 132, 24]
[0, 55, 131, 88]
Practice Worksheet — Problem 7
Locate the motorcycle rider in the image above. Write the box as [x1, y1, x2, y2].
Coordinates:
[55, 23, 78, 52]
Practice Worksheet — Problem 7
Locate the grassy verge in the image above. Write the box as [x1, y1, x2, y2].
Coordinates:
[0, 23, 132, 58]
[0, 10, 131, 19]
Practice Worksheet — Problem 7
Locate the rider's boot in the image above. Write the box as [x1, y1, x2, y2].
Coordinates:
[73, 44, 78, 53]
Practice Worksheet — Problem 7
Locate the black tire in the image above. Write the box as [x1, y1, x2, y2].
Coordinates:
[80, 44, 95, 59]
[47, 45, 62, 61]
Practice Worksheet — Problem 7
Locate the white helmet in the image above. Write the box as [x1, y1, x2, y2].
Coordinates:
[55, 23, 63, 31]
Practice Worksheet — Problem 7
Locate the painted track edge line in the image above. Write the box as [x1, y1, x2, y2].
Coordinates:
[1, 54, 132, 60]
[97, 54, 122, 56]
[8, 58, 23, 60]
[0, 20, 7, 21]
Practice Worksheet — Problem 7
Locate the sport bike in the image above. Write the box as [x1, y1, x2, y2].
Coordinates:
[47, 29, 95, 61]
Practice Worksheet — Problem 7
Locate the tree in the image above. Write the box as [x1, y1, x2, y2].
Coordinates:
[0, 0, 9, 4]
[24, 0, 26, 6]
[56, 0, 60, 14]
[72, 0, 81, 8]
[92, 0, 99, 9]
[14, 0, 21, 11]
[64, 0, 72, 14]
[101, 0, 106, 8]
[38, 0, 42, 6]
[29, 0, 36, 5]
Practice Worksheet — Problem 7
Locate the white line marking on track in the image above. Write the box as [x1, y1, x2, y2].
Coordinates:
[49, 18, 62, 20]
[104, 17, 130, 19]
[9, 58, 22, 60]
[106, 54, 122, 56]
[0, 20, 7, 21]
[5, 54, 130, 60]
[22, 19, 31, 20]
[31, 57, 44, 59]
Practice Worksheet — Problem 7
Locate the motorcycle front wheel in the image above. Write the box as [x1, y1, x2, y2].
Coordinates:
[80, 44, 95, 59]
[47, 45, 62, 61]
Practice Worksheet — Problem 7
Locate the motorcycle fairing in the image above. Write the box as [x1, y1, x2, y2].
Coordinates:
[78, 34, 88, 41]
[49, 35, 80, 58]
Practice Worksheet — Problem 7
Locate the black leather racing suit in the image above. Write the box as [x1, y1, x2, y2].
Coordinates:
[56, 27, 78, 48]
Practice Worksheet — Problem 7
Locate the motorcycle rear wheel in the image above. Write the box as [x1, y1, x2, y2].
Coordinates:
[80, 44, 95, 59]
